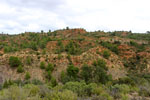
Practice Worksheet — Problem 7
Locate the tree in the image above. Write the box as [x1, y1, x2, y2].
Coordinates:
[9, 56, 21, 67]
[41, 30, 44, 33]
[80, 64, 92, 83]
[49, 30, 51, 33]
[67, 64, 79, 78]
[66, 27, 69, 30]
[92, 59, 111, 84]
[93, 66, 110, 84]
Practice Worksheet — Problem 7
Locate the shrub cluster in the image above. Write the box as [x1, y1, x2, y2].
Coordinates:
[9, 56, 22, 67]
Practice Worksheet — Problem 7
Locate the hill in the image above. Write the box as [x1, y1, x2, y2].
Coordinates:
[1, 28, 150, 99]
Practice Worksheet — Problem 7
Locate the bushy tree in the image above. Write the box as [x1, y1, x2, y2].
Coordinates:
[9, 56, 21, 67]
[93, 66, 111, 84]
[80, 64, 92, 83]
[67, 64, 79, 78]
[92, 59, 111, 84]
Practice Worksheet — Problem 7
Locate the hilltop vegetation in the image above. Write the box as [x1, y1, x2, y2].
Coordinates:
[0, 28, 150, 99]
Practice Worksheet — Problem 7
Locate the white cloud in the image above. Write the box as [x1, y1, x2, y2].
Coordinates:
[0, 0, 150, 34]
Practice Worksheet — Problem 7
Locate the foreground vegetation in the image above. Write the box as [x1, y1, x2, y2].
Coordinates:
[1, 73, 150, 100]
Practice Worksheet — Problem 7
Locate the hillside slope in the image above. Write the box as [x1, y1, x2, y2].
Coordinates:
[1, 28, 150, 99]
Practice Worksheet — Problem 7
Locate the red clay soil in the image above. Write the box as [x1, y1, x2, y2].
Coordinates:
[118, 44, 136, 59]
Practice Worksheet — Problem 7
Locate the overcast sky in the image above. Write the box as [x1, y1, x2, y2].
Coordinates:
[0, 0, 150, 34]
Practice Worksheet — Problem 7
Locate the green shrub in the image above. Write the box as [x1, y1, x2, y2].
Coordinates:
[67, 64, 79, 79]
[31, 79, 43, 85]
[4, 46, 18, 53]
[29, 42, 38, 51]
[113, 84, 130, 94]
[97, 59, 108, 70]
[67, 54, 72, 64]
[57, 40, 65, 53]
[101, 41, 119, 54]
[65, 41, 81, 55]
[26, 56, 32, 65]
[46, 71, 52, 80]
[129, 41, 145, 52]
[114, 77, 136, 86]
[58, 54, 63, 59]
[3, 80, 14, 88]
[103, 50, 111, 59]
[0, 85, 29, 100]
[24, 84, 40, 96]
[139, 83, 150, 97]
[63, 81, 86, 96]
[9, 56, 21, 67]
[42, 49, 46, 55]
[63, 82, 106, 97]
[91, 95, 113, 100]
[50, 77, 58, 87]
[47, 90, 77, 100]
[17, 65, 24, 73]
[60, 70, 71, 84]
[84, 83, 97, 96]
[25, 72, 31, 80]
[110, 84, 131, 99]
[46, 63, 54, 72]
[40, 61, 45, 69]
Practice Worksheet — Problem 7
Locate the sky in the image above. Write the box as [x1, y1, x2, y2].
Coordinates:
[0, 0, 150, 34]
